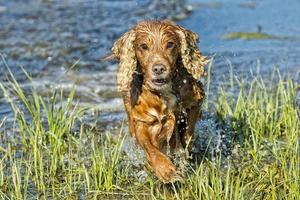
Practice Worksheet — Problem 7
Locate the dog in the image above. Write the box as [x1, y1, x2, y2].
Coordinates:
[108, 20, 208, 182]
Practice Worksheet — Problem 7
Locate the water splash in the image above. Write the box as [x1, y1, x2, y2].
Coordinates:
[122, 135, 148, 181]
[121, 111, 234, 182]
[192, 112, 233, 161]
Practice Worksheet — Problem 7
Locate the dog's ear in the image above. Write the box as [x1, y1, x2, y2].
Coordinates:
[176, 26, 209, 80]
[110, 30, 137, 93]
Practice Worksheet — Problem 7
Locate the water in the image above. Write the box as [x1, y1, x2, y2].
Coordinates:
[180, 0, 300, 86]
[0, 0, 188, 130]
[0, 0, 299, 166]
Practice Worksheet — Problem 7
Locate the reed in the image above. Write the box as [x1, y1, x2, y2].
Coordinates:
[0, 66, 299, 199]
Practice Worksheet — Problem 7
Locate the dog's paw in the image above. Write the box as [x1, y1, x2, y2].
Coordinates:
[148, 152, 178, 183]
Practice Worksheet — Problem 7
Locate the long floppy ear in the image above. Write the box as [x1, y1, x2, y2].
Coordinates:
[111, 30, 137, 93]
[176, 26, 209, 80]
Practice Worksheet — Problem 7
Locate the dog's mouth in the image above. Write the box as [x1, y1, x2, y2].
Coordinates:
[152, 78, 168, 86]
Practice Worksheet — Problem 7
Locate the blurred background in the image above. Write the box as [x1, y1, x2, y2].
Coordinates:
[0, 0, 299, 131]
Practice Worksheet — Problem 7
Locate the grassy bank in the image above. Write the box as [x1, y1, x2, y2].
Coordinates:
[0, 67, 299, 199]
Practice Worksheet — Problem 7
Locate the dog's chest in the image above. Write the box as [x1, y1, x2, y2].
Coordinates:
[145, 93, 176, 123]
[138, 90, 177, 124]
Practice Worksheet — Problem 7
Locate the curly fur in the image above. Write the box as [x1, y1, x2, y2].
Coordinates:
[110, 20, 208, 93]
[111, 30, 137, 93]
[176, 25, 209, 80]
[108, 20, 208, 183]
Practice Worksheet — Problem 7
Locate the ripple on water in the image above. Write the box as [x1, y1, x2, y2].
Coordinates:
[0, 0, 191, 128]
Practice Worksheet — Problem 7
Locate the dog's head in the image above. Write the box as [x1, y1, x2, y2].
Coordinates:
[133, 21, 180, 91]
[110, 20, 208, 105]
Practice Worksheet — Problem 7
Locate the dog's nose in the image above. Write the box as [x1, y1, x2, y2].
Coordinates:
[152, 64, 166, 75]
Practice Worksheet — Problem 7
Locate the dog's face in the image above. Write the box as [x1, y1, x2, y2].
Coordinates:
[134, 22, 180, 91]
[111, 20, 208, 95]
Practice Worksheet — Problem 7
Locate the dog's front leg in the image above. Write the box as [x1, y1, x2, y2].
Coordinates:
[134, 121, 176, 183]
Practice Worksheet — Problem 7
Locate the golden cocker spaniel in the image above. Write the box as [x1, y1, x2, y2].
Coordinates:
[109, 20, 208, 182]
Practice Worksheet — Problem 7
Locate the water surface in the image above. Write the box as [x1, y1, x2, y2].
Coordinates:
[0, 0, 299, 132]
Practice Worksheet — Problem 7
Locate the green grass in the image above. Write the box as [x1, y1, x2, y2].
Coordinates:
[0, 67, 299, 199]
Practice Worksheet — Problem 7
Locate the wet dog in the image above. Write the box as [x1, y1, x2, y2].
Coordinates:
[108, 20, 208, 182]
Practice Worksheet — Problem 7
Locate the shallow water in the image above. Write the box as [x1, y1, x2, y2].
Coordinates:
[0, 1, 299, 157]
[181, 0, 300, 95]
[0, 0, 187, 129]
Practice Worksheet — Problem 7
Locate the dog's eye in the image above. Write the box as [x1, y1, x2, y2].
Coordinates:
[166, 42, 174, 49]
[140, 43, 148, 50]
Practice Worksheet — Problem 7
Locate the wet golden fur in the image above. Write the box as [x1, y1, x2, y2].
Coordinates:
[109, 20, 208, 182]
